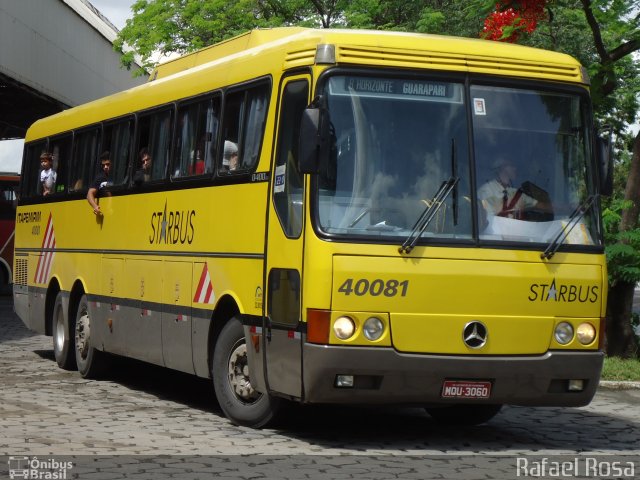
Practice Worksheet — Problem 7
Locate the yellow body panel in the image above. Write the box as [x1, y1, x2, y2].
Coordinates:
[16, 183, 267, 315]
[301, 232, 606, 353]
[331, 255, 603, 318]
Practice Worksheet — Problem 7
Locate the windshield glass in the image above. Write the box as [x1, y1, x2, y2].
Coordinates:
[317, 75, 472, 240]
[473, 85, 599, 245]
[315, 74, 600, 248]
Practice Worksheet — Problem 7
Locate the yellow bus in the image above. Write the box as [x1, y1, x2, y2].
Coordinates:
[14, 27, 612, 427]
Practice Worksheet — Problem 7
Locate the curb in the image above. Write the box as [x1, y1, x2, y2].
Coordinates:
[598, 380, 640, 390]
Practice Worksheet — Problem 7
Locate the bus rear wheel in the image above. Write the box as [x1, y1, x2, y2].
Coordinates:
[74, 294, 107, 378]
[212, 317, 281, 428]
[53, 291, 76, 370]
[425, 404, 502, 425]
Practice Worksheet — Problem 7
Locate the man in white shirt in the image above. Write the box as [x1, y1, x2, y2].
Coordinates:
[478, 158, 546, 219]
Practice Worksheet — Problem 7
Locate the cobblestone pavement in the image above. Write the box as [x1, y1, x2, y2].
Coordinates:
[1, 296, 639, 479]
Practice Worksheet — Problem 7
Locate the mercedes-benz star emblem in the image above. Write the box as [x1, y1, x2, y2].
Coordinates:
[463, 321, 488, 349]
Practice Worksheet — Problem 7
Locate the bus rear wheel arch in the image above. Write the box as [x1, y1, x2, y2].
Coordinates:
[212, 316, 281, 428]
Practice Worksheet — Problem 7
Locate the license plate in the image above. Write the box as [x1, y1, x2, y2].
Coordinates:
[441, 380, 492, 399]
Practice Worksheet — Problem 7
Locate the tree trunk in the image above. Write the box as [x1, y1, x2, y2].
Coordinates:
[620, 130, 640, 231]
[605, 130, 640, 358]
[605, 281, 638, 358]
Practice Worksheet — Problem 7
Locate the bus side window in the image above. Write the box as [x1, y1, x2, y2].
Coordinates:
[0, 183, 14, 218]
[173, 96, 218, 178]
[103, 118, 134, 186]
[220, 82, 270, 173]
[71, 128, 100, 192]
[49, 134, 72, 194]
[136, 108, 173, 183]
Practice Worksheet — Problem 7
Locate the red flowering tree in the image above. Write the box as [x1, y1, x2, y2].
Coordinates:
[481, 0, 547, 42]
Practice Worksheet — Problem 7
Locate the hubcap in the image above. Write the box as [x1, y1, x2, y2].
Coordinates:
[227, 341, 260, 402]
[75, 311, 90, 360]
[54, 310, 65, 352]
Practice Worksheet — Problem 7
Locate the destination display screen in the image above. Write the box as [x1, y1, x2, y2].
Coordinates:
[329, 76, 463, 103]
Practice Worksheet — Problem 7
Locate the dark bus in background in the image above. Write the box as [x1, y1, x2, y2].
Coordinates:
[0, 174, 19, 294]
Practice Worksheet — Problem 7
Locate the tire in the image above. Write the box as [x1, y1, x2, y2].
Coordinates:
[74, 294, 108, 378]
[212, 317, 281, 428]
[425, 404, 502, 426]
[52, 291, 76, 370]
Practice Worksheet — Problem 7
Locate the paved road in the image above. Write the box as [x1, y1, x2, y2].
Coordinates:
[1, 295, 639, 479]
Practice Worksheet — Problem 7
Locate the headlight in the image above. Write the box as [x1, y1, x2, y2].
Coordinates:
[554, 322, 574, 345]
[363, 317, 384, 341]
[576, 323, 596, 345]
[333, 316, 356, 340]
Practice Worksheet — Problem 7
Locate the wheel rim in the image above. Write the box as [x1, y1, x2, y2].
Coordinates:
[227, 339, 260, 403]
[54, 307, 65, 352]
[75, 309, 91, 361]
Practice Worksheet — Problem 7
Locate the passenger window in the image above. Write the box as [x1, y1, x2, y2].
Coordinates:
[71, 128, 100, 192]
[136, 108, 173, 183]
[173, 96, 220, 178]
[49, 134, 72, 194]
[24, 141, 47, 198]
[221, 83, 270, 173]
[273, 79, 308, 238]
[103, 119, 134, 186]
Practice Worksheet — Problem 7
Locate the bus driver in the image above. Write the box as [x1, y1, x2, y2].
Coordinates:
[478, 158, 551, 220]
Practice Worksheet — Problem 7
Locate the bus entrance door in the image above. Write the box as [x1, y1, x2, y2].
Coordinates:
[263, 76, 310, 399]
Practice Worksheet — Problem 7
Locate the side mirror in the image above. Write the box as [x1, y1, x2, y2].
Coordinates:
[298, 108, 321, 174]
[596, 130, 613, 197]
[297, 102, 331, 175]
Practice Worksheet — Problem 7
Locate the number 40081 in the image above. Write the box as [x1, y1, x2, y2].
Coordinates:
[337, 278, 409, 297]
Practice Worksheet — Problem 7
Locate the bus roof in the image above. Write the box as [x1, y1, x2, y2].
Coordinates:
[25, 27, 586, 142]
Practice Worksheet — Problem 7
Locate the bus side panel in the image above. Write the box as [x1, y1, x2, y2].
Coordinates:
[28, 253, 47, 334]
[122, 258, 164, 366]
[161, 260, 194, 374]
[97, 257, 127, 356]
[192, 311, 213, 378]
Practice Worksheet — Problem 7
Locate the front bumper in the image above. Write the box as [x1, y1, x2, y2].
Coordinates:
[302, 343, 603, 407]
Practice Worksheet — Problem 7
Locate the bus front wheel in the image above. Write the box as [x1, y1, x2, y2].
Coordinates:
[74, 294, 107, 378]
[53, 291, 76, 370]
[212, 317, 281, 428]
[425, 404, 502, 425]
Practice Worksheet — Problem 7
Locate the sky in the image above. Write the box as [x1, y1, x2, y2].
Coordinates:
[0, 0, 136, 173]
[90, 0, 135, 30]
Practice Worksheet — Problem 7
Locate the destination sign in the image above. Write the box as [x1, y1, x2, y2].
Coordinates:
[330, 77, 462, 103]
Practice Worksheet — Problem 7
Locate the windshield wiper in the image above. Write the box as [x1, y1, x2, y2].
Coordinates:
[541, 194, 596, 260]
[399, 176, 459, 254]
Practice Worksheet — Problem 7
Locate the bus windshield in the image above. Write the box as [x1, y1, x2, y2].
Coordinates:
[315, 74, 600, 248]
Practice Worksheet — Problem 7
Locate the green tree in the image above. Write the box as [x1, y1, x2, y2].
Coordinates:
[342, 0, 482, 36]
